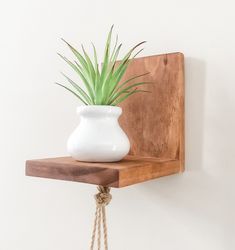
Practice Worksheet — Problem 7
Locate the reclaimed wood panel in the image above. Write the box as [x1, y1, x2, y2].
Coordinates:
[119, 52, 184, 171]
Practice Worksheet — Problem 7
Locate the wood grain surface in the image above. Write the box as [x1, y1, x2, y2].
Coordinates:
[25, 52, 185, 188]
[26, 156, 180, 188]
[119, 52, 185, 171]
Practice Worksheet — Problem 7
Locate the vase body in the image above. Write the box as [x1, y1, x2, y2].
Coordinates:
[67, 105, 130, 162]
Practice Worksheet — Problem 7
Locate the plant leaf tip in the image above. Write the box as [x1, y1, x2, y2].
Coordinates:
[56, 26, 150, 105]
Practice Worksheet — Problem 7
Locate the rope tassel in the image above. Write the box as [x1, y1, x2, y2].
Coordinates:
[90, 186, 112, 250]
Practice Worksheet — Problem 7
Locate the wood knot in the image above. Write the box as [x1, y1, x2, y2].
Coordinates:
[163, 55, 168, 65]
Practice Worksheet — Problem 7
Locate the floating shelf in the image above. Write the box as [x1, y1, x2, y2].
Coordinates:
[26, 52, 185, 188]
[26, 156, 181, 188]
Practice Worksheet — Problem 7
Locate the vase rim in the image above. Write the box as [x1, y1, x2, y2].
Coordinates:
[77, 105, 122, 117]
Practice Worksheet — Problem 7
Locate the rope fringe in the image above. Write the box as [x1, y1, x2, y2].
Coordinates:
[90, 186, 112, 250]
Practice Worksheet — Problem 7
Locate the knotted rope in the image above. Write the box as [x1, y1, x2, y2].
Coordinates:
[90, 186, 112, 250]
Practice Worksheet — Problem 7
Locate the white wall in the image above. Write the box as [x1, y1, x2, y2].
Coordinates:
[0, 0, 234, 249]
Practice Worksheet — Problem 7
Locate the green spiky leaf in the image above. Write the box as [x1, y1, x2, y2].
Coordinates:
[56, 26, 150, 106]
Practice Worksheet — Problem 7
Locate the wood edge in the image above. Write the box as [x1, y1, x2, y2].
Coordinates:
[133, 52, 184, 62]
[25, 160, 120, 188]
[118, 160, 181, 188]
[25, 160, 32, 176]
[179, 52, 185, 172]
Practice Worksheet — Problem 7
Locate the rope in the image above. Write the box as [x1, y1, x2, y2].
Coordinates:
[90, 186, 112, 250]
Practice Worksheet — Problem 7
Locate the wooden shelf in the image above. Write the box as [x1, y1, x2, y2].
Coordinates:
[26, 156, 181, 188]
[25, 52, 185, 188]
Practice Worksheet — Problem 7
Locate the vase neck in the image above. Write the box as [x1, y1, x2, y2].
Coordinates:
[77, 105, 122, 119]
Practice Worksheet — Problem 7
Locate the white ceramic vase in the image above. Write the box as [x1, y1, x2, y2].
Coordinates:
[67, 105, 130, 162]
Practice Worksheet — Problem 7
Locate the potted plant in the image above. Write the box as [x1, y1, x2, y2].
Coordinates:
[56, 26, 149, 162]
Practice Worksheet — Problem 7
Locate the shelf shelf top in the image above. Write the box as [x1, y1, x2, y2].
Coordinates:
[26, 155, 181, 188]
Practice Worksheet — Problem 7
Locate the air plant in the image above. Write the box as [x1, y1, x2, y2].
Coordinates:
[56, 26, 150, 106]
